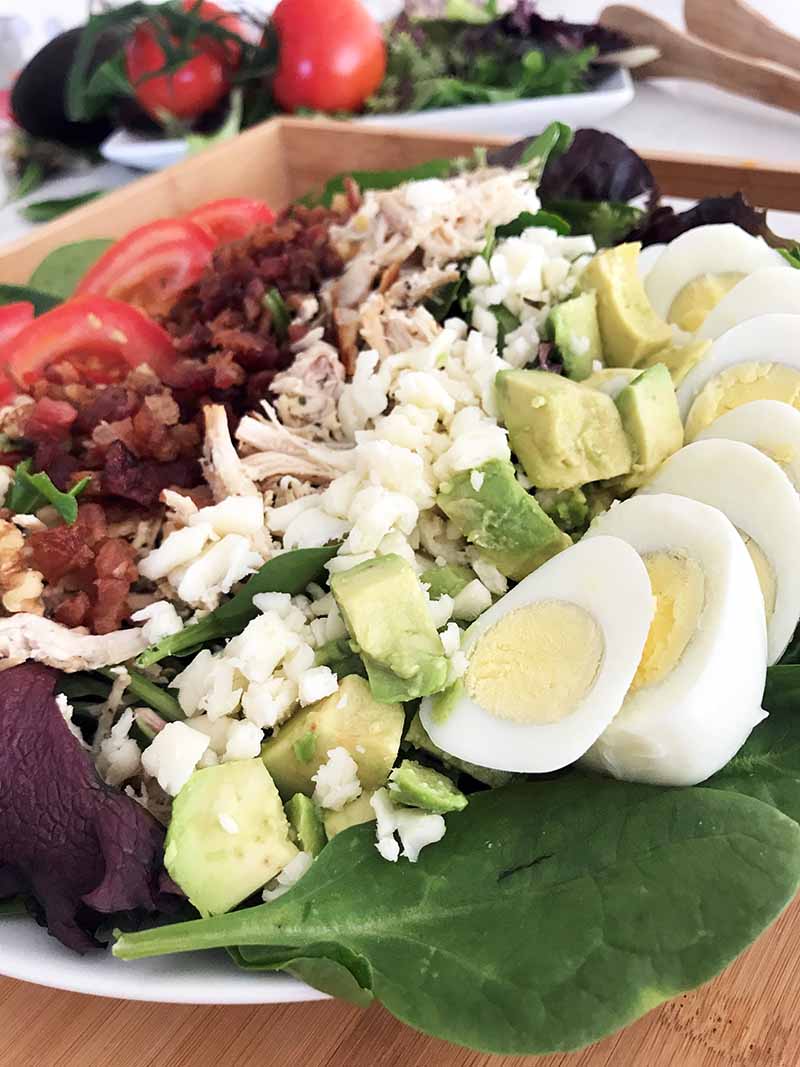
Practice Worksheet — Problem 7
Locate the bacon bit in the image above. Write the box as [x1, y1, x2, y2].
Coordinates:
[54, 592, 91, 628]
[92, 578, 133, 635]
[28, 504, 106, 583]
[24, 397, 78, 441]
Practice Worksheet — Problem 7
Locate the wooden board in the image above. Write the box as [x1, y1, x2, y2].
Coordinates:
[3, 117, 800, 1065]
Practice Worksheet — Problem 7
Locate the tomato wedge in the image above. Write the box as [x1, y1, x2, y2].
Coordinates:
[185, 197, 276, 245]
[0, 302, 34, 347]
[0, 297, 177, 391]
[74, 219, 215, 314]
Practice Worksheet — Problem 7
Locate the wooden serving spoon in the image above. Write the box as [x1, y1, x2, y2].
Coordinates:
[684, 0, 800, 74]
[598, 5, 800, 114]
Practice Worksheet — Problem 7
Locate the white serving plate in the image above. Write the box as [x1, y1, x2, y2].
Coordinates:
[100, 68, 633, 172]
[0, 917, 327, 1004]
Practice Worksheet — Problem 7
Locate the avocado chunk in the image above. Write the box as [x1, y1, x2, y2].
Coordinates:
[285, 793, 326, 857]
[314, 637, 366, 680]
[165, 760, 297, 917]
[405, 712, 515, 788]
[584, 366, 640, 397]
[535, 487, 590, 535]
[420, 562, 473, 600]
[615, 363, 684, 487]
[639, 338, 711, 387]
[582, 243, 672, 366]
[548, 291, 602, 381]
[261, 675, 404, 799]
[388, 759, 468, 814]
[437, 458, 570, 581]
[323, 791, 376, 838]
[496, 368, 632, 489]
[331, 555, 449, 702]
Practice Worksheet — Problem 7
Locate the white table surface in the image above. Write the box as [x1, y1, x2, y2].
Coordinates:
[2, 0, 800, 244]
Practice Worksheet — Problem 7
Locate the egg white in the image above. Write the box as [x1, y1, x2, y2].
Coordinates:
[583, 494, 767, 786]
[640, 439, 800, 663]
[676, 312, 800, 428]
[695, 399, 800, 491]
[697, 267, 800, 340]
[644, 224, 782, 321]
[419, 536, 653, 774]
[637, 243, 666, 281]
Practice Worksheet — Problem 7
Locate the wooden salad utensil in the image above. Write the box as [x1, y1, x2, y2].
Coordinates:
[685, 0, 800, 74]
[598, 5, 800, 114]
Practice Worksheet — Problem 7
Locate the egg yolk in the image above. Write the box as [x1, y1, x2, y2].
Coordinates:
[738, 530, 777, 620]
[629, 552, 705, 694]
[685, 362, 800, 441]
[668, 271, 744, 333]
[465, 600, 603, 725]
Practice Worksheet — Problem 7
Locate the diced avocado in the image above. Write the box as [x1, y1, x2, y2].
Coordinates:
[535, 487, 589, 535]
[261, 674, 404, 799]
[584, 483, 620, 520]
[420, 563, 473, 600]
[323, 791, 376, 838]
[548, 291, 602, 381]
[388, 759, 468, 814]
[293, 731, 317, 763]
[437, 459, 570, 581]
[582, 244, 672, 366]
[615, 363, 684, 487]
[639, 338, 711, 386]
[285, 793, 326, 857]
[404, 712, 515, 789]
[331, 555, 449, 703]
[165, 760, 297, 917]
[496, 369, 632, 489]
[584, 366, 640, 397]
[314, 636, 366, 680]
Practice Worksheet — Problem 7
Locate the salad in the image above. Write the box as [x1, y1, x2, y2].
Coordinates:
[3, 122, 800, 1055]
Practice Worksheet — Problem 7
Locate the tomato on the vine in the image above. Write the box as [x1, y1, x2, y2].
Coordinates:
[272, 0, 387, 114]
[125, 0, 244, 122]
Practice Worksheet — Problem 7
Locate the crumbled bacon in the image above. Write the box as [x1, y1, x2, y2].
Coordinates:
[54, 591, 91, 629]
[28, 504, 106, 584]
[23, 397, 78, 441]
[101, 440, 200, 507]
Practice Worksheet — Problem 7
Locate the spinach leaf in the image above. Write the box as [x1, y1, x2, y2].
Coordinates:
[6, 461, 91, 524]
[262, 288, 290, 340]
[496, 209, 570, 239]
[22, 192, 104, 224]
[544, 199, 644, 247]
[310, 159, 455, 208]
[98, 667, 184, 722]
[0, 285, 61, 315]
[114, 777, 800, 1055]
[425, 275, 466, 322]
[138, 544, 340, 666]
[28, 239, 113, 299]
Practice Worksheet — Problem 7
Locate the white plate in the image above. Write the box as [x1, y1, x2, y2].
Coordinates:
[0, 917, 327, 1004]
[100, 68, 633, 173]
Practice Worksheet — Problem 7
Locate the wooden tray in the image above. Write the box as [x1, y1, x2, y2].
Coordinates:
[2, 118, 800, 1066]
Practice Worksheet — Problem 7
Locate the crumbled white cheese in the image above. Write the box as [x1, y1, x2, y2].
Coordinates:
[222, 719, 264, 762]
[139, 523, 215, 581]
[370, 788, 446, 863]
[190, 495, 265, 537]
[299, 665, 338, 706]
[452, 579, 493, 621]
[262, 851, 314, 902]
[176, 534, 263, 610]
[130, 600, 184, 644]
[469, 556, 508, 597]
[242, 676, 299, 729]
[56, 693, 89, 749]
[427, 592, 454, 630]
[440, 621, 462, 658]
[312, 747, 362, 811]
[141, 721, 210, 796]
[97, 709, 141, 787]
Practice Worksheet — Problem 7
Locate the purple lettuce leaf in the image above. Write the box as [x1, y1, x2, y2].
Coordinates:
[627, 191, 797, 249]
[0, 662, 170, 953]
[537, 128, 659, 209]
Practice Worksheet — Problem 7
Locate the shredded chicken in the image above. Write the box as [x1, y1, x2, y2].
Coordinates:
[384, 264, 460, 307]
[237, 402, 353, 486]
[270, 337, 346, 439]
[0, 614, 147, 671]
[0, 519, 44, 615]
[202, 404, 260, 501]
[359, 298, 443, 358]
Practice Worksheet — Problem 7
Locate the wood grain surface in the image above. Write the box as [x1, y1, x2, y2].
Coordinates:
[3, 892, 799, 1067]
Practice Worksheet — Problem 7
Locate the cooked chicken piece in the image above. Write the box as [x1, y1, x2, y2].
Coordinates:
[0, 614, 147, 671]
[0, 519, 44, 615]
[332, 309, 359, 377]
[202, 404, 260, 501]
[384, 264, 460, 308]
[237, 403, 353, 486]
[359, 296, 442, 358]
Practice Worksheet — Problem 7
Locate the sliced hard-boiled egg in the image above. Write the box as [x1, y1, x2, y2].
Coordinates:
[696, 266, 800, 340]
[639, 438, 800, 663]
[583, 494, 766, 786]
[676, 313, 800, 440]
[644, 224, 782, 332]
[637, 243, 666, 281]
[418, 537, 653, 774]
[695, 399, 800, 491]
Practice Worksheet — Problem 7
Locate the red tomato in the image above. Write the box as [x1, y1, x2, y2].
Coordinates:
[125, 0, 244, 122]
[272, 0, 386, 113]
[0, 297, 177, 391]
[74, 219, 215, 314]
[185, 197, 276, 245]
[0, 302, 34, 347]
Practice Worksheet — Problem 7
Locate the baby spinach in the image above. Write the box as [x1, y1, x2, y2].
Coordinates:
[28, 238, 113, 298]
[22, 192, 104, 225]
[496, 209, 570, 239]
[138, 544, 340, 666]
[0, 284, 61, 315]
[114, 776, 800, 1054]
[5, 461, 91, 524]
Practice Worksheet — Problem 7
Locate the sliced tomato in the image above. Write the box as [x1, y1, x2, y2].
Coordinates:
[185, 197, 276, 245]
[0, 297, 177, 391]
[0, 302, 34, 347]
[74, 219, 215, 314]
